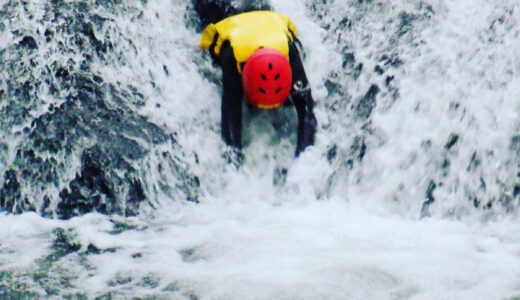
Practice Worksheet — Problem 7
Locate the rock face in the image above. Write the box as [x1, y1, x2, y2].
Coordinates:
[0, 1, 199, 219]
[2, 0, 519, 221]
[307, 0, 520, 217]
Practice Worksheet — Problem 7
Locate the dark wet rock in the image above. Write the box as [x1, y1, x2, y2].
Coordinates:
[466, 151, 481, 172]
[273, 167, 288, 186]
[0, 275, 41, 300]
[385, 75, 395, 86]
[352, 63, 363, 80]
[513, 185, 520, 198]
[31, 229, 81, 296]
[57, 145, 135, 219]
[380, 53, 403, 68]
[357, 139, 367, 162]
[51, 228, 81, 256]
[30, 228, 118, 298]
[348, 136, 367, 163]
[327, 145, 337, 163]
[421, 180, 437, 217]
[374, 65, 384, 75]
[44, 29, 54, 42]
[109, 218, 146, 235]
[221, 149, 244, 171]
[445, 134, 459, 151]
[472, 196, 481, 208]
[479, 177, 487, 191]
[140, 274, 160, 289]
[107, 272, 133, 287]
[19, 36, 38, 50]
[6, 72, 174, 219]
[342, 52, 355, 69]
[324, 78, 343, 97]
[305, 1, 520, 219]
[86, 243, 117, 255]
[397, 12, 418, 37]
[40, 196, 54, 218]
[0, 1, 200, 219]
[354, 84, 379, 119]
[441, 159, 450, 176]
[338, 16, 352, 30]
[0, 170, 35, 214]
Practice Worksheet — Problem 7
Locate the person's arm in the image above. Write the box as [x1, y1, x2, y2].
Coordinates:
[288, 41, 317, 156]
[219, 42, 243, 151]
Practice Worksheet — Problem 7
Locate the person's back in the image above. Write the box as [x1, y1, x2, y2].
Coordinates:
[194, 0, 317, 160]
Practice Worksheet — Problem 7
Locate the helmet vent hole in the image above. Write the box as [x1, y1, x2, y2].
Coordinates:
[259, 88, 266, 94]
[268, 63, 273, 70]
[275, 87, 282, 94]
[274, 73, 280, 80]
[261, 74, 267, 80]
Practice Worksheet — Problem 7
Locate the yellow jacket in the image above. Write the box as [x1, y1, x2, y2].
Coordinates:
[200, 11, 297, 72]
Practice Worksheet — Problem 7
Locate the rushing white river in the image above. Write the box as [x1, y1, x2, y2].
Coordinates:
[0, 0, 519, 299]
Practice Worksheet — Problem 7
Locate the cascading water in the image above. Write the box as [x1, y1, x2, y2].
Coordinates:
[0, 0, 519, 299]
[0, 0, 200, 219]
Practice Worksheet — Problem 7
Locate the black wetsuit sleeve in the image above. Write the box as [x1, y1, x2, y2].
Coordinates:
[288, 41, 317, 156]
[219, 42, 243, 150]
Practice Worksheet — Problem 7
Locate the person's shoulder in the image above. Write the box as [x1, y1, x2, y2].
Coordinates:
[200, 23, 217, 49]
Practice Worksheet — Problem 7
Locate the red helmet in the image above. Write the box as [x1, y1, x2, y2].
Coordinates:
[242, 48, 292, 109]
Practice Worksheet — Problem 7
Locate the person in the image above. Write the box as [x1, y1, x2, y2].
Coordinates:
[194, 0, 317, 159]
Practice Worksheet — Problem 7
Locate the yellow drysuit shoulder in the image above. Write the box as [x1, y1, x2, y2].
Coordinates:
[200, 11, 297, 70]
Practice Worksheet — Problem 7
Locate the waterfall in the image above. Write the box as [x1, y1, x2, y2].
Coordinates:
[0, 0, 519, 299]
